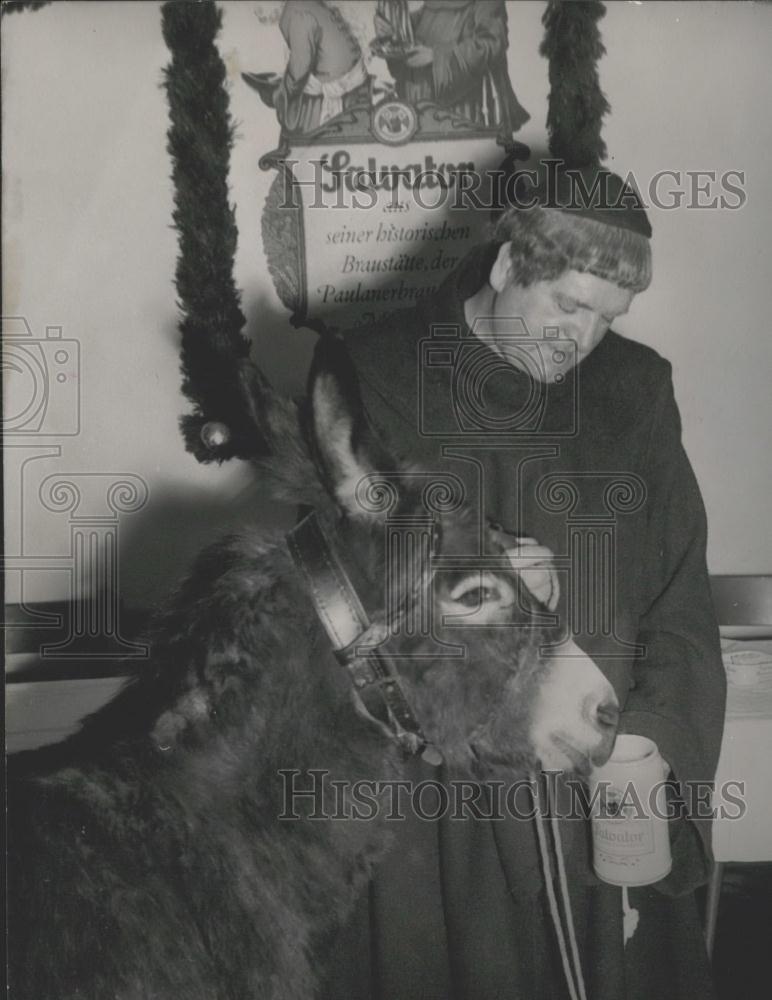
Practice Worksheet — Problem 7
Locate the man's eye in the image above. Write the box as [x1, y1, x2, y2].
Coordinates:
[556, 296, 577, 314]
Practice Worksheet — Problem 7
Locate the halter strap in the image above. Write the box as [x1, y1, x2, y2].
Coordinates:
[286, 510, 431, 757]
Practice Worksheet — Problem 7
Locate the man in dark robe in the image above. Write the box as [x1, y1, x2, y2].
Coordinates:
[377, 0, 530, 135]
[316, 167, 726, 999]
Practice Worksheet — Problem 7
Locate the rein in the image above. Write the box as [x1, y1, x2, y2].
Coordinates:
[286, 510, 440, 764]
[531, 775, 589, 1000]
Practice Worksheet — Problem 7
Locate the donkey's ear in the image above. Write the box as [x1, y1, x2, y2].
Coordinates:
[306, 336, 387, 515]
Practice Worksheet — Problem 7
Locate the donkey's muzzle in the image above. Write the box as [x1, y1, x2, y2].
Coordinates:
[594, 699, 620, 730]
[530, 642, 621, 774]
[587, 696, 620, 766]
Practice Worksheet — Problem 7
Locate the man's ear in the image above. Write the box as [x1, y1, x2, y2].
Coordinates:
[306, 336, 380, 516]
[489, 241, 513, 293]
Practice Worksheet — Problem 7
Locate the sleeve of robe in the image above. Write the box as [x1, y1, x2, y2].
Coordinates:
[619, 363, 727, 896]
[431, 1, 508, 104]
[274, 7, 319, 130]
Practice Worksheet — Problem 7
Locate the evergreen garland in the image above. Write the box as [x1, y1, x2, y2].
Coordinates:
[2, 1, 52, 13]
[540, 0, 610, 166]
[162, 0, 268, 463]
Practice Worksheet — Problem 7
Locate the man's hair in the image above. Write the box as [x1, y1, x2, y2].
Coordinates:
[493, 204, 652, 293]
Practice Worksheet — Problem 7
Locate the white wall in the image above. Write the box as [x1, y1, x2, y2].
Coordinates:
[3, 0, 771, 615]
[599, 0, 772, 577]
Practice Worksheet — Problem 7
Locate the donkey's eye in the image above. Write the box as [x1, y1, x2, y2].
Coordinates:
[449, 573, 507, 608]
[455, 586, 496, 608]
[440, 571, 517, 623]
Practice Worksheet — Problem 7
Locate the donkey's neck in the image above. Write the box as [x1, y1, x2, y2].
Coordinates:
[149, 529, 405, 803]
[151, 530, 406, 942]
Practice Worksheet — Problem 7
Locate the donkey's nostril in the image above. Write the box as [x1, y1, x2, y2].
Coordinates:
[596, 699, 620, 730]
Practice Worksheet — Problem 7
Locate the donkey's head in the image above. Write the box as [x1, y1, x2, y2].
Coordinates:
[252, 342, 618, 776]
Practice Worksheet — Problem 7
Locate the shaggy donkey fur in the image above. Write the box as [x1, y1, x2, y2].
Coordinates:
[7, 354, 558, 1000]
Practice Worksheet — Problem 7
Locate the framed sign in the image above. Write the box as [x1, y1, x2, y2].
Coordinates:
[245, 0, 531, 330]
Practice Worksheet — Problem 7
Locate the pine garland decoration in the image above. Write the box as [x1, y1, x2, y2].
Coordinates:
[2, 1, 52, 13]
[162, 0, 270, 463]
[540, 0, 610, 166]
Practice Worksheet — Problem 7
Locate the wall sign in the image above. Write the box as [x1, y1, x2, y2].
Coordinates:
[245, 0, 530, 331]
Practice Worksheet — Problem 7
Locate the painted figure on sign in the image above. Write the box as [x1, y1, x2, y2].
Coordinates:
[245, 0, 371, 134]
[373, 0, 530, 135]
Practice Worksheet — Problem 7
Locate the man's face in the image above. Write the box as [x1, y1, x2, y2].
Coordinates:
[488, 245, 636, 383]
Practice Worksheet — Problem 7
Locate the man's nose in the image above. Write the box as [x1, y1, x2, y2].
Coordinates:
[572, 314, 607, 353]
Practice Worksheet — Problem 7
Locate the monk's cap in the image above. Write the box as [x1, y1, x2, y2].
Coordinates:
[515, 164, 652, 240]
[496, 164, 653, 293]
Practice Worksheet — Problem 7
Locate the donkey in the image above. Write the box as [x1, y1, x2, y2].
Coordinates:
[7, 345, 619, 1000]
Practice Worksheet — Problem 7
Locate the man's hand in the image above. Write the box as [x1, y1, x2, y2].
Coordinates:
[404, 44, 434, 68]
[499, 535, 560, 611]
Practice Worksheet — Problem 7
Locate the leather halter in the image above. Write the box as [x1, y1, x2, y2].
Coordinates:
[286, 509, 435, 759]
